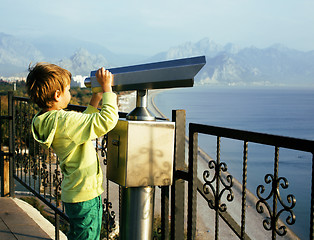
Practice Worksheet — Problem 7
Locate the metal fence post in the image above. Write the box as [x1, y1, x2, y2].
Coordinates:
[311, 154, 314, 240]
[8, 91, 15, 197]
[187, 124, 198, 239]
[161, 186, 169, 240]
[171, 110, 186, 240]
[1, 95, 10, 197]
[0, 151, 9, 197]
[55, 212, 60, 240]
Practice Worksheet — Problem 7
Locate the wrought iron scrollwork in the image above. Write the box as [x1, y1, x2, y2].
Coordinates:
[30, 156, 38, 180]
[103, 198, 116, 233]
[41, 161, 49, 189]
[256, 174, 296, 236]
[256, 146, 296, 237]
[22, 152, 29, 174]
[203, 160, 234, 212]
[53, 161, 62, 206]
[101, 134, 108, 165]
[153, 227, 162, 240]
[15, 148, 22, 170]
[100, 132, 117, 238]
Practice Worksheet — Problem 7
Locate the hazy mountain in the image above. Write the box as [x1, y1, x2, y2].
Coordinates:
[57, 48, 110, 76]
[0, 33, 147, 77]
[29, 35, 147, 66]
[29, 35, 113, 60]
[147, 38, 241, 62]
[148, 39, 314, 87]
[0, 32, 44, 76]
[1, 33, 313, 87]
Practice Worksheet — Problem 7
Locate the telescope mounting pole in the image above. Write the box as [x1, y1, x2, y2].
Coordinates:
[120, 89, 156, 240]
[126, 90, 155, 121]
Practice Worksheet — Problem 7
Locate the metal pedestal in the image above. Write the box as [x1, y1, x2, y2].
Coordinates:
[120, 90, 155, 240]
[120, 186, 155, 240]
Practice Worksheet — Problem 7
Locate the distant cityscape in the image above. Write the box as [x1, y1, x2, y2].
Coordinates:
[0, 75, 86, 88]
[0, 76, 26, 83]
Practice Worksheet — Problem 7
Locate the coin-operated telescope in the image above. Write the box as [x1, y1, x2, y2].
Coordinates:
[85, 56, 206, 240]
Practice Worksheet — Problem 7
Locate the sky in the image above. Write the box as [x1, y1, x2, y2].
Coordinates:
[1, 0, 314, 55]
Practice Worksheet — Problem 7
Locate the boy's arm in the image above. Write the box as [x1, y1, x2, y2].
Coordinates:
[89, 93, 103, 109]
[83, 93, 102, 114]
[64, 67, 118, 144]
[65, 92, 118, 144]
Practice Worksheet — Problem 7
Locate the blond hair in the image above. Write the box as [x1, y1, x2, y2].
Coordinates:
[26, 63, 71, 109]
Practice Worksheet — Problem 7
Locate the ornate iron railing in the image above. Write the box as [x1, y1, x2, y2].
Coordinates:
[2, 91, 314, 239]
[0, 92, 125, 239]
[187, 122, 314, 240]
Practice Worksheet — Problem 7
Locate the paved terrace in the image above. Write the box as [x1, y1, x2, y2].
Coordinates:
[0, 197, 66, 240]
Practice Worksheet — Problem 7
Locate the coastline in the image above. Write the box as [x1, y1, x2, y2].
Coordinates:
[116, 90, 299, 239]
[149, 90, 168, 119]
[147, 89, 299, 240]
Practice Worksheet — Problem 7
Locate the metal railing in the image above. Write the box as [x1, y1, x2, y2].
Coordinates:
[1, 91, 314, 239]
[1, 92, 123, 239]
[186, 122, 314, 239]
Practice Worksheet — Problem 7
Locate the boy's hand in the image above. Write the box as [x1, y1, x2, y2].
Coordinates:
[95, 67, 113, 92]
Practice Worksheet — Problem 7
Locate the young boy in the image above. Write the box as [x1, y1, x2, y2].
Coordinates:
[26, 63, 119, 240]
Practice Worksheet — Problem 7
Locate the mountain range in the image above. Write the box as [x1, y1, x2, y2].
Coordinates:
[1, 32, 313, 87]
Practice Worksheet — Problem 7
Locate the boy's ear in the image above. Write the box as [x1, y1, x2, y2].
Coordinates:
[54, 90, 61, 102]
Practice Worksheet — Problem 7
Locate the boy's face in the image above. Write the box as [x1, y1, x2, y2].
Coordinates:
[58, 84, 71, 109]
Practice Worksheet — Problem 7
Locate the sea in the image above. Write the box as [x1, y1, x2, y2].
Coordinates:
[154, 86, 314, 239]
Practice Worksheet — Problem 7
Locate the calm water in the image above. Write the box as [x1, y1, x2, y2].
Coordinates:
[154, 86, 314, 239]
